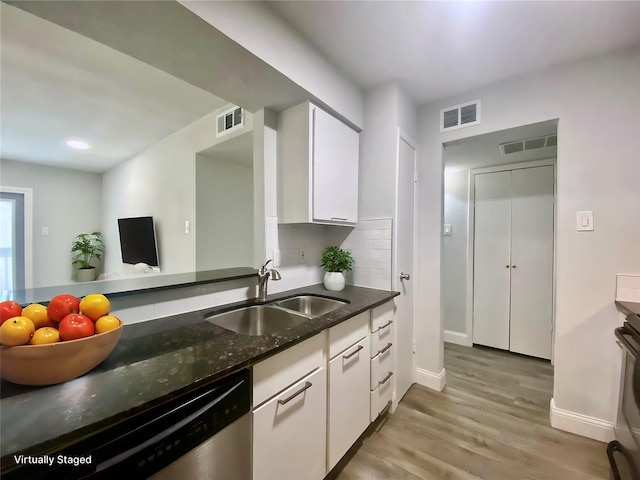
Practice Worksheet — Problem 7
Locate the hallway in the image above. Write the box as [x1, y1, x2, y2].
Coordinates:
[338, 343, 609, 480]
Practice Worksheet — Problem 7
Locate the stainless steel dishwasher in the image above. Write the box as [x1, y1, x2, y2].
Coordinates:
[3, 369, 251, 480]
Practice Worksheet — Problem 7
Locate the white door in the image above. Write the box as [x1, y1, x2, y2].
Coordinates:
[510, 166, 554, 359]
[394, 133, 417, 402]
[473, 171, 512, 350]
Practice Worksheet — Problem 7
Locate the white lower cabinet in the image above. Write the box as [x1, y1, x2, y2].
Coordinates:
[328, 336, 370, 470]
[253, 367, 327, 480]
[251, 302, 396, 478]
[369, 301, 396, 422]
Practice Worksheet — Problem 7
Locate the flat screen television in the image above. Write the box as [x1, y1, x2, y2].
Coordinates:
[117, 216, 159, 268]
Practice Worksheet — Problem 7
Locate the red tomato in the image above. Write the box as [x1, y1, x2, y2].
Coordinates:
[0, 301, 22, 326]
[58, 314, 95, 341]
[47, 294, 80, 323]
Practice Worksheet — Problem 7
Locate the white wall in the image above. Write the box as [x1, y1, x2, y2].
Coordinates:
[443, 169, 468, 334]
[195, 154, 253, 270]
[101, 107, 253, 276]
[0, 159, 102, 287]
[417, 47, 640, 436]
[359, 83, 417, 220]
[179, 0, 364, 130]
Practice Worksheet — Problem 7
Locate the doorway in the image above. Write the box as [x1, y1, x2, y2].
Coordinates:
[394, 128, 418, 403]
[442, 120, 557, 361]
[0, 187, 33, 292]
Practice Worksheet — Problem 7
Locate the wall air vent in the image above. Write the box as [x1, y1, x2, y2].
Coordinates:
[440, 99, 481, 132]
[500, 134, 557, 156]
[216, 106, 244, 137]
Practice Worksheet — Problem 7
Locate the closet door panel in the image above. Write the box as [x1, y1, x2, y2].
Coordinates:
[510, 166, 554, 359]
[473, 171, 512, 350]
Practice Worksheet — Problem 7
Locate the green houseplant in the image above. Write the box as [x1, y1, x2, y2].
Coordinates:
[71, 232, 104, 282]
[320, 246, 354, 291]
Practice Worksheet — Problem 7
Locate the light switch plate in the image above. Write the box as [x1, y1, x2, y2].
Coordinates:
[576, 211, 594, 231]
[444, 224, 452, 236]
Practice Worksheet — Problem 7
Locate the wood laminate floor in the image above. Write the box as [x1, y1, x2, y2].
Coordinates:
[337, 343, 610, 480]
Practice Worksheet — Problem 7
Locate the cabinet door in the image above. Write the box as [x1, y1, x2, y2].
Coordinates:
[473, 171, 512, 350]
[253, 368, 327, 480]
[312, 106, 359, 224]
[510, 166, 554, 359]
[328, 338, 370, 470]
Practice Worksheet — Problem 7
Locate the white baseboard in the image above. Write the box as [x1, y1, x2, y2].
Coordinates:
[444, 330, 471, 346]
[417, 367, 446, 392]
[550, 398, 615, 442]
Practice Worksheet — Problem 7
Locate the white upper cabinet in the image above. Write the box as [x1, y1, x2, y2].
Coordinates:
[278, 101, 359, 225]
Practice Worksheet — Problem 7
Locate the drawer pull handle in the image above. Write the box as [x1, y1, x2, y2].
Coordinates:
[379, 371, 393, 386]
[278, 382, 312, 405]
[343, 345, 364, 359]
[331, 217, 348, 223]
[378, 343, 392, 355]
[376, 320, 393, 333]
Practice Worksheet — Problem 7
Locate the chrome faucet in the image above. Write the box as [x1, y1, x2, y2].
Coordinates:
[258, 259, 281, 302]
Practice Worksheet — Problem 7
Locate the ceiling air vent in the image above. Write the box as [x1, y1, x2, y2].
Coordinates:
[440, 99, 481, 132]
[500, 134, 557, 156]
[524, 137, 546, 150]
[216, 106, 244, 137]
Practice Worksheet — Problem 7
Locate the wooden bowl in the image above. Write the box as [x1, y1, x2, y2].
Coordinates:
[0, 322, 123, 386]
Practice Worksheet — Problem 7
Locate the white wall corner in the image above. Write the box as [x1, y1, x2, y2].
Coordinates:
[549, 398, 615, 443]
[416, 367, 446, 392]
[444, 330, 472, 346]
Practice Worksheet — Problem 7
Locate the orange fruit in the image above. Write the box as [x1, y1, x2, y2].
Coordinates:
[79, 294, 110, 321]
[30, 327, 60, 345]
[95, 315, 121, 334]
[0, 316, 35, 346]
[22, 303, 56, 329]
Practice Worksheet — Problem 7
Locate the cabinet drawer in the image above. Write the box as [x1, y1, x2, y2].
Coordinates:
[370, 374, 393, 423]
[370, 344, 394, 390]
[328, 337, 370, 470]
[370, 318, 394, 358]
[253, 333, 325, 407]
[329, 312, 368, 359]
[371, 301, 394, 333]
[253, 368, 327, 480]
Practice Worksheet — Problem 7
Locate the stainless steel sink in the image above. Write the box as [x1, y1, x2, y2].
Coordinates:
[274, 295, 347, 317]
[206, 305, 309, 336]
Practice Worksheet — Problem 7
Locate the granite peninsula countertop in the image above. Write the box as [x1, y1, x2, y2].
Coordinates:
[3, 267, 258, 305]
[0, 284, 398, 467]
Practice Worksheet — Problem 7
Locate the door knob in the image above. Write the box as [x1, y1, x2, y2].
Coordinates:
[511, 265, 516, 269]
[400, 273, 410, 281]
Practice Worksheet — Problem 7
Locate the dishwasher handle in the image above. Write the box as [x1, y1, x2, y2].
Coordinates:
[92, 382, 242, 474]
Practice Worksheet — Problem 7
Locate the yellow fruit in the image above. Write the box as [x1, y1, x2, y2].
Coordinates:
[22, 303, 56, 329]
[95, 315, 121, 334]
[0, 316, 36, 346]
[30, 327, 60, 345]
[79, 294, 110, 321]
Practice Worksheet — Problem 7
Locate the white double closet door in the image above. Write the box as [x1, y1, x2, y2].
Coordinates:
[473, 165, 554, 360]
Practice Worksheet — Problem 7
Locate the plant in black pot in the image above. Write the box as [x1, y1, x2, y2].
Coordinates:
[320, 246, 354, 292]
[71, 232, 104, 282]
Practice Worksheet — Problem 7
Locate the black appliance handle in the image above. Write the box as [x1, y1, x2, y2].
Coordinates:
[615, 327, 637, 359]
[92, 378, 245, 474]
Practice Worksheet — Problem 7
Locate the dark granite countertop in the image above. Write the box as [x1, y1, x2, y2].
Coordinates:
[3, 267, 258, 305]
[616, 300, 640, 317]
[0, 284, 398, 467]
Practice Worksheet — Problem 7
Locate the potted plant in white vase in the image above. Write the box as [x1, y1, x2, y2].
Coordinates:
[71, 232, 104, 282]
[320, 246, 354, 292]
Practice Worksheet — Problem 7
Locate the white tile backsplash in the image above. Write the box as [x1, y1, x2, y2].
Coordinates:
[342, 218, 393, 290]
